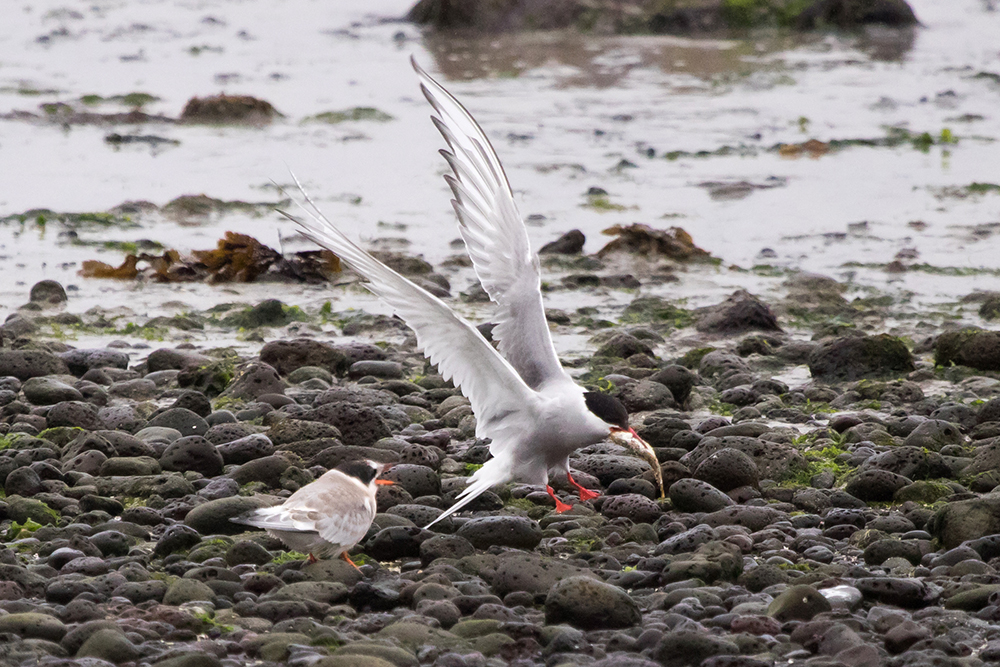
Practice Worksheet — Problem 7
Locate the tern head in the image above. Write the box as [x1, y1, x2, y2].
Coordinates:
[336, 459, 395, 488]
[584, 392, 665, 498]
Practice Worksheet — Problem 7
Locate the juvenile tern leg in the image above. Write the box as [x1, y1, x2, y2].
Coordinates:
[340, 551, 361, 571]
[546, 486, 572, 513]
[567, 474, 600, 501]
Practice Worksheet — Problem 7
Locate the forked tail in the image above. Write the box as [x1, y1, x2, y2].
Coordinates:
[425, 456, 511, 528]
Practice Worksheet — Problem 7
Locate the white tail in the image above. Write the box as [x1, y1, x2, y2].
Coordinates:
[425, 456, 512, 528]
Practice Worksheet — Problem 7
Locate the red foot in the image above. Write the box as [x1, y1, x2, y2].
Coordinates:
[307, 553, 318, 564]
[340, 551, 361, 571]
[567, 473, 600, 501]
[547, 486, 573, 513]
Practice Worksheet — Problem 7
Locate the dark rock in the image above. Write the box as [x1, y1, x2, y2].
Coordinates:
[616, 380, 675, 412]
[601, 493, 661, 523]
[186, 495, 280, 535]
[936, 329, 1000, 371]
[855, 577, 938, 608]
[21, 377, 83, 405]
[146, 348, 213, 372]
[226, 540, 273, 566]
[655, 524, 719, 555]
[177, 358, 236, 396]
[0, 350, 70, 380]
[738, 564, 790, 593]
[651, 630, 739, 667]
[420, 534, 476, 565]
[0, 612, 67, 641]
[693, 447, 759, 492]
[77, 628, 142, 662]
[931, 498, 1000, 549]
[539, 229, 585, 254]
[903, 419, 965, 451]
[863, 539, 922, 565]
[595, 333, 653, 359]
[230, 455, 293, 485]
[662, 540, 743, 584]
[147, 407, 209, 436]
[59, 348, 130, 375]
[979, 397, 1000, 425]
[668, 478, 734, 513]
[884, 619, 932, 654]
[702, 505, 787, 532]
[844, 469, 912, 502]
[767, 584, 832, 621]
[113, 579, 167, 604]
[648, 365, 696, 405]
[545, 576, 640, 629]
[217, 434, 275, 465]
[349, 360, 404, 379]
[30, 279, 68, 305]
[260, 338, 349, 376]
[797, 0, 918, 29]
[491, 552, 596, 597]
[46, 401, 106, 430]
[267, 419, 342, 445]
[221, 361, 285, 400]
[90, 530, 131, 557]
[161, 435, 224, 477]
[809, 333, 914, 380]
[694, 290, 781, 334]
[607, 477, 658, 499]
[381, 464, 440, 498]
[171, 390, 213, 417]
[5, 467, 43, 497]
[154, 524, 202, 556]
[681, 435, 807, 482]
[863, 446, 950, 480]
[364, 526, 433, 561]
[307, 403, 391, 447]
[457, 516, 543, 550]
[572, 454, 650, 486]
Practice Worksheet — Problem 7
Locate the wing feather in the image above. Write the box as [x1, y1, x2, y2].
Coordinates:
[280, 177, 539, 447]
[412, 57, 570, 391]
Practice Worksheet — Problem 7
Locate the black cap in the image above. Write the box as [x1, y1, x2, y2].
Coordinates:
[583, 392, 629, 430]
[336, 460, 379, 485]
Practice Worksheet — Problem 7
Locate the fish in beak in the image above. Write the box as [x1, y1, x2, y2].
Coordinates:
[609, 427, 664, 498]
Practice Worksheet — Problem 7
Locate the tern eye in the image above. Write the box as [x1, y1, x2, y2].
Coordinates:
[583, 392, 629, 430]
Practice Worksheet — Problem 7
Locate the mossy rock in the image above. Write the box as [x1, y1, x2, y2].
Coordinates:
[935, 329, 1000, 371]
[808, 333, 914, 381]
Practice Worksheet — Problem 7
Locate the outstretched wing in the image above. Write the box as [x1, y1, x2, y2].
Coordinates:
[281, 178, 539, 448]
[413, 57, 570, 391]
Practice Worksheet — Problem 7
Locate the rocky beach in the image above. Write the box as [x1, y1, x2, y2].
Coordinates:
[3, 0, 1000, 666]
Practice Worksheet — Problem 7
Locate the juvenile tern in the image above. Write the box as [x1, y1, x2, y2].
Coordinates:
[283, 58, 663, 528]
[231, 459, 393, 566]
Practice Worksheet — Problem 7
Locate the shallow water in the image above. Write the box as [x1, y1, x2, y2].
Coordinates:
[1, 0, 999, 346]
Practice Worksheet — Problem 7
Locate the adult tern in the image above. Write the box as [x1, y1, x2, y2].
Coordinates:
[283, 58, 663, 528]
[231, 459, 394, 566]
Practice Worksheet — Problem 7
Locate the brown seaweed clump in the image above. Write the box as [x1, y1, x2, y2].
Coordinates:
[180, 94, 281, 125]
[80, 232, 340, 284]
[597, 224, 712, 262]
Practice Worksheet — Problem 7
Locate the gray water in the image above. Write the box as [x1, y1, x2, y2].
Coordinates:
[1, 0, 998, 347]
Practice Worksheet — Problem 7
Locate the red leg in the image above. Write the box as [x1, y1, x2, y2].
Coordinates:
[340, 551, 361, 571]
[567, 473, 600, 501]
[546, 486, 573, 513]
[306, 553, 318, 564]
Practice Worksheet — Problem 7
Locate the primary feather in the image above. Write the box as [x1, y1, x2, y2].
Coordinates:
[412, 57, 570, 392]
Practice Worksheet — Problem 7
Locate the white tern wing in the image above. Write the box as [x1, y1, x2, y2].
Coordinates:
[281, 180, 540, 449]
[413, 57, 571, 391]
